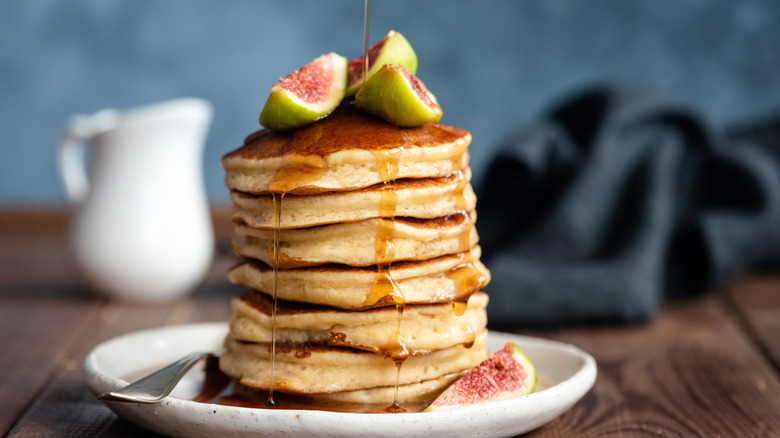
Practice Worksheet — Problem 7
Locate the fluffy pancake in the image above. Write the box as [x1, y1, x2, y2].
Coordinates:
[227, 246, 490, 309]
[222, 104, 471, 195]
[229, 291, 488, 355]
[230, 169, 475, 230]
[219, 330, 488, 394]
[231, 211, 478, 268]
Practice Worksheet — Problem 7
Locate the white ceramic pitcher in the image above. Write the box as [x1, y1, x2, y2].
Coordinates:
[58, 98, 214, 303]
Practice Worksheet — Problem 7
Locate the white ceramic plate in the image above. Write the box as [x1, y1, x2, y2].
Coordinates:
[84, 323, 596, 438]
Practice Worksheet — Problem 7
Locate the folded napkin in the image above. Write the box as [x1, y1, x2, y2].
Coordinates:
[478, 86, 780, 325]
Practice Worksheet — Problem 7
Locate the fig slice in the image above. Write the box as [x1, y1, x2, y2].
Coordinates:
[345, 30, 418, 97]
[259, 52, 347, 130]
[425, 342, 537, 411]
[354, 64, 442, 127]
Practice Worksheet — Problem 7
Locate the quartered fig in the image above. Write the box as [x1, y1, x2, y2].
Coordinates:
[346, 30, 417, 97]
[259, 52, 347, 130]
[354, 64, 442, 127]
[425, 342, 537, 411]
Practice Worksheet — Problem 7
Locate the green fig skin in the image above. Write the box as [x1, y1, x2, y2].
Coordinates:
[355, 64, 442, 127]
[259, 52, 348, 130]
[259, 91, 328, 131]
[345, 30, 418, 97]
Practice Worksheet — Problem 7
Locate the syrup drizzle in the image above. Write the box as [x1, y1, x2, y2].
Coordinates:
[362, 0, 371, 83]
[267, 192, 284, 406]
[452, 199, 473, 318]
[366, 147, 412, 411]
[386, 303, 409, 413]
[452, 300, 468, 317]
[447, 170, 483, 351]
[387, 358, 407, 413]
[367, 150, 402, 308]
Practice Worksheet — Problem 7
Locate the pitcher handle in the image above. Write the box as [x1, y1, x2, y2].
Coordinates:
[57, 109, 120, 205]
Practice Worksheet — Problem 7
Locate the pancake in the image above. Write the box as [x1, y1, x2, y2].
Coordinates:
[231, 211, 478, 268]
[229, 290, 488, 355]
[230, 168, 475, 230]
[227, 246, 490, 309]
[222, 104, 472, 195]
[219, 330, 488, 394]
[230, 372, 464, 405]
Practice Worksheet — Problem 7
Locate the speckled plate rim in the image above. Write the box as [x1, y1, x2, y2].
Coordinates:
[83, 323, 596, 438]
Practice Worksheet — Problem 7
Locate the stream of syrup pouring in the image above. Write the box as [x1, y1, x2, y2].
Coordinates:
[266, 192, 282, 406]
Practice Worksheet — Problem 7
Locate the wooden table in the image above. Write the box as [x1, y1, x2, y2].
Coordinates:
[2, 208, 779, 437]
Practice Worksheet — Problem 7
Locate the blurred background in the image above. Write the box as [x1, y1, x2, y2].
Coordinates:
[2, 0, 779, 205]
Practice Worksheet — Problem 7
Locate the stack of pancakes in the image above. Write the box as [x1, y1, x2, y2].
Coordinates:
[219, 104, 491, 405]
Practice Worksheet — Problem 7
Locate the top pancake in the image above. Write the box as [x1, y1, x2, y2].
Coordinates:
[222, 104, 471, 195]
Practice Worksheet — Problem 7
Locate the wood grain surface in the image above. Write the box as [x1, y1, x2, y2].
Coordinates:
[2, 209, 779, 437]
[521, 295, 780, 437]
[728, 275, 780, 372]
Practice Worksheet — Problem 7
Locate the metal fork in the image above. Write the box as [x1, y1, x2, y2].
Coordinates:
[98, 352, 213, 403]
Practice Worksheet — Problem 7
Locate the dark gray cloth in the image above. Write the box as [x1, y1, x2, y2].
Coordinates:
[478, 86, 780, 326]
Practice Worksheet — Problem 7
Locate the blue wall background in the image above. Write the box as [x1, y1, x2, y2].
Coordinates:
[1, 0, 779, 204]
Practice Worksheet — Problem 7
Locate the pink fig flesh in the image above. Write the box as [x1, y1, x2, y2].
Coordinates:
[258, 52, 347, 130]
[277, 58, 334, 104]
[347, 38, 384, 89]
[426, 342, 536, 410]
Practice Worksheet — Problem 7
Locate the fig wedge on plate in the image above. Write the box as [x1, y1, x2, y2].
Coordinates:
[259, 52, 347, 130]
[425, 342, 537, 411]
[346, 30, 418, 97]
[355, 64, 442, 127]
